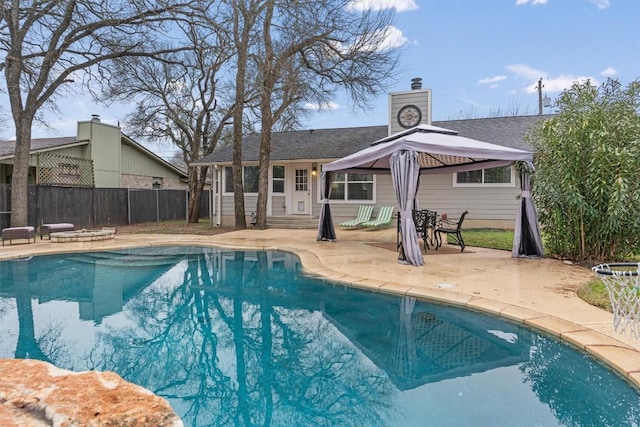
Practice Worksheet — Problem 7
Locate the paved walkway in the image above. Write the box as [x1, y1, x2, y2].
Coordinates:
[1, 227, 638, 388]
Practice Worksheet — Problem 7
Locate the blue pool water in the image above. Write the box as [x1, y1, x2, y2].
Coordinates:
[0, 246, 638, 427]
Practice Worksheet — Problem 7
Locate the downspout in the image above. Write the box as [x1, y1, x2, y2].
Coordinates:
[209, 166, 214, 226]
[216, 165, 222, 227]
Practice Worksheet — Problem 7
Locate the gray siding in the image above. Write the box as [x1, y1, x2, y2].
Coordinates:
[389, 89, 432, 135]
[43, 145, 89, 159]
[323, 174, 521, 226]
[221, 195, 257, 216]
[121, 145, 183, 179]
[217, 170, 521, 228]
[272, 195, 286, 215]
[415, 174, 520, 221]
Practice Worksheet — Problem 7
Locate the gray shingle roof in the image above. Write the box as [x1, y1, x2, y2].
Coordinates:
[194, 115, 546, 165]
[0, 137, 81, 157]
[0, 134, 187, 177]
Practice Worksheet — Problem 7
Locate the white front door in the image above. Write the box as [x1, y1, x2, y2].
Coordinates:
[292, 167, 310, 215]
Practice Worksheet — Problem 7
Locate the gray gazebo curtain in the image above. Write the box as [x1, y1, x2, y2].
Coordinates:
[391, 150, 424, 266]
[317, 171, 336, 241]
[392, 296, 417, 381]
[512, 162, 544, 257]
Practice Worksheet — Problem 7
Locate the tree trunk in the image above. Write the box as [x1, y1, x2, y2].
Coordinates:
[187, 165, 209, 223]
[256, 116, 272, 229]
[10, 115, 34, 227]
[231, 1, 250, 229]
[255, 0, 275, 230]
[255, 77, 274, 228]
[5, 34, 34, 228]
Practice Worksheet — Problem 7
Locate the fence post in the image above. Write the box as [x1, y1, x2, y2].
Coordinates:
[127, 189, 131, 224]
[156, 189, 159, 222]
[185, 189, 189, 222]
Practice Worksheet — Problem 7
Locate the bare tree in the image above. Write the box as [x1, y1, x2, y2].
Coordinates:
[102, 10, 236, 223]
[169, 151, 188, 171]
[447, 99, 533, 120]
[0, 0, 194, 226]
[230, 0, 264, 229]
[250, 0, 400, 229]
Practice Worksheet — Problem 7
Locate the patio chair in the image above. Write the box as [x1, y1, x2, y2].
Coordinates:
[434, 210, 468, 252]
[413, 209, 438, 252]
[339, 205, 374, 228]
[361, 206, 395, 229]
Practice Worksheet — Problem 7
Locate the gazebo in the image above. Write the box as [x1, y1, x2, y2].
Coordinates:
[317, 124, 544, 266]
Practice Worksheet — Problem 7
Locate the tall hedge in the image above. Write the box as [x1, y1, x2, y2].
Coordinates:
[529, 78, 640, 262]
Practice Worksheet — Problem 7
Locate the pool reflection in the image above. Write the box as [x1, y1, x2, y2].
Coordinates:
[0, 247, 638, 427]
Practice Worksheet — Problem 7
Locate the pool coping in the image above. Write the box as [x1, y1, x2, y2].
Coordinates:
[1, 230, 639, 390]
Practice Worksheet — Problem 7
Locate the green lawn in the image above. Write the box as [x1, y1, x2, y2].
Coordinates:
[576, 279, 613, 312]
[463, 228, 514, 251]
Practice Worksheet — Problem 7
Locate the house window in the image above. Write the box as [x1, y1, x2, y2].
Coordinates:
[329, 173, 374, 201]
[243, 166, 259, 193]
[272, 165, 284, 193]
[295, 169, 308, 191]
[224, 167, 233, 193]
[454, 166, 513, 187]
[224, 166, 260, 194]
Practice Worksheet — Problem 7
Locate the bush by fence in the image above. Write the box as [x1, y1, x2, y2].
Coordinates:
[0, 184, 210, 230]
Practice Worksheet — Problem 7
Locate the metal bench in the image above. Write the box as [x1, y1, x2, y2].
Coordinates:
[2, 226, 36, 246]
[39, 223, 75, 240]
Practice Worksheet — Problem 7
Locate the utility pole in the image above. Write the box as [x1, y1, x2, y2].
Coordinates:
[536, 78, 544, 115]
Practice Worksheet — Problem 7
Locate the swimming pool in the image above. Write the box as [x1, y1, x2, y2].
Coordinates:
[0, 246, 638, 426]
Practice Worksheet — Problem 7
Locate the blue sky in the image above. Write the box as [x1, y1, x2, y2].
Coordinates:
[309, 0, 640, 128]
[3, 0, 639, 154]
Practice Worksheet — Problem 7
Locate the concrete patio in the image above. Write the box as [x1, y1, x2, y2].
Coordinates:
[1, 226, 638, 389]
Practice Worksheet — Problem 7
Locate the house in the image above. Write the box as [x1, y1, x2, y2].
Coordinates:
[194, 80, 547, 229]
[0, 116, 187, 189]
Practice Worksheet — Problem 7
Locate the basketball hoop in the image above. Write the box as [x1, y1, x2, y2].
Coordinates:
[592, 263, 640, 338]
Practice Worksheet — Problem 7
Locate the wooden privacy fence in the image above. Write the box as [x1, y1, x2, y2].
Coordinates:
[0, 185, 210, 230]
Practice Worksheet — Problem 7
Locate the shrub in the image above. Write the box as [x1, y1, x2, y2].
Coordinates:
[529, 78, 640, 262]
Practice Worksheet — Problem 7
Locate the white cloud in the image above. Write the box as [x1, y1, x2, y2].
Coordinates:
[515, 0, 548, 5]
[478, 75, 507, 84]
[352, 25, 407, 53]
[347, 0, 419, 12]
[304, 101, 340, 111]
[377, 26, 408, 50]
[507, 64, 547, 81]
[524, 74, 597, 94]
[506, 64, 598, 94]
[601, 66, 616, 77]
[588, 0, 610, 10]
[326, 25, 406, 57]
